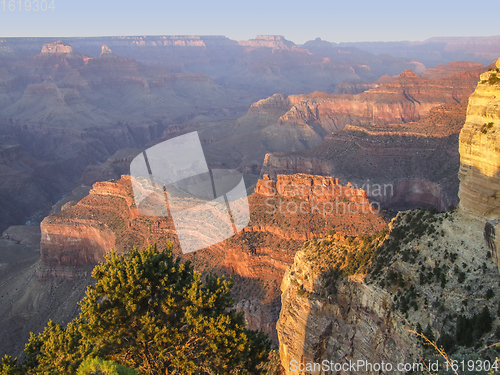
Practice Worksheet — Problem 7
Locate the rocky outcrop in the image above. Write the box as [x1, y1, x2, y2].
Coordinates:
[277, 210, 500, 374]
[421, 61, 484, 80]
[456, 60, 500, 272]
[458, 62, 500, 222]
[277, 237, 414, 375]
[274, 68, 483, 137]
[39, 173, 387, 343]
[41, 174, 387, 267]
[100, 44, 113, 55]
[262, 100, 469, 211]
[276, 58, 500, 374]
[202, 66, 484, 180]
[239, 35, 296, 49]
[255, 174, 368, 204]
[40, 40, 74, 54]
[40, 178, 136, 266]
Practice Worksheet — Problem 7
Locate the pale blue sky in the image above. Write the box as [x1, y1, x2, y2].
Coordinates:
[0, 0, 497, 44]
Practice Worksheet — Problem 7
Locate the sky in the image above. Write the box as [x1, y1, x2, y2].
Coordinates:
[0, 0, 497, 44]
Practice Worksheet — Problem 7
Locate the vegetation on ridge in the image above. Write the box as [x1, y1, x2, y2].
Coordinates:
[0, 244, 273, 375]
[291, 206, 500, 371]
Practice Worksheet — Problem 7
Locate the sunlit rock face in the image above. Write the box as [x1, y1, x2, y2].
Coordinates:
[458, 60, 500, 222]
[40, 41, 74, 54]
[276, 59, 500, 375]
[457, 59, 500, 272]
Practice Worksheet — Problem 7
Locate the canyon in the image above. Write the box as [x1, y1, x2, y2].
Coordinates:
[276, 59, 500, 374]
[258, 63, 496, 211]
[0, 38, 493, 232]
[0, 40, 252, 232]
[0, 172, 388, 357]
[2, 35, 500, 371]
[261, 100, 468, 211]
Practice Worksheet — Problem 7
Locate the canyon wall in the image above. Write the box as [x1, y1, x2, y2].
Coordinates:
[277, 237, 416, 375]
[457, 60, 500, 272]
[39, 173, 387, 344]
[204, 66, 485, 181]
[40, 178, 136, 266]
[261, 100, 468, 212]
[277, 213, 500, 374]
[276, 59, 500, 374]
[274, 68, 482, 136]
[458, 62, 500, 221]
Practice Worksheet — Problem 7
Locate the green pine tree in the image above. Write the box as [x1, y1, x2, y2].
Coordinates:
[1, 244, 271, 375]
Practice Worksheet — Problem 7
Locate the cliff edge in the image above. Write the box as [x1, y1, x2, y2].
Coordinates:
[458, 61, 500, 221]
[277, 59, 500, 374]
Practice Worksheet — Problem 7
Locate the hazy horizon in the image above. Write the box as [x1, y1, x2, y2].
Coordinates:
[1, 33, 500, 48]
[1, 0, 499, 44]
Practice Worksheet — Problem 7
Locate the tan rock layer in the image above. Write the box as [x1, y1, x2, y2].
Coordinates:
[458, 66, 500, 221]
[256, 174, 367, 202]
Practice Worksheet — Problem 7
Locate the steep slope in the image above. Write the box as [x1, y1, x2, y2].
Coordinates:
[276, 58, 500, 375]
[456, 61, 500, 273]
[261, 100, 468, 211]
[277, 209, 500, 374]
[458, 62, 500, 222]
[0, 41, 252, 230]
[32, 173, 387, 350]
[272, 68, 482, 136]
[185, 65, 485, 186]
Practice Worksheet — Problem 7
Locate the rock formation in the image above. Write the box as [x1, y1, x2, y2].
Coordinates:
[239, 35, 296, 49]
[262, 100, 470, 211]
[0, 224, 94, 358]
[458, 62, 500, 221]
[40, 40, 74, 54]
[274, 68, 483, 136]
[196, 64, 485, 189]
[276, 58, 500, 375]
[39, 173, 387, 343]
[421, 61, 484, 80]
[277, 210, 500, 374]
[0, 41, 253, 230]
[100, 44, 113, 55]
[456, 60, 500, 272]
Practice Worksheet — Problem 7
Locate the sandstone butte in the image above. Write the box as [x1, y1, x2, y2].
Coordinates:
[239, 35, 296, 49]
[39, 172, 387, 342]
[40, 40, 75, 54]
[276, 60, 500, 374]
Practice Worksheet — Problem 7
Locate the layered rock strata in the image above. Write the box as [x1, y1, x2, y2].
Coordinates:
[39, 173, 387, 343]
[276, 59, 500, 375]
[277, 211, 500, 374]
[457, 60, 500, 272]
[458, 62, 500, 221]
[262, 100, 469, 211]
